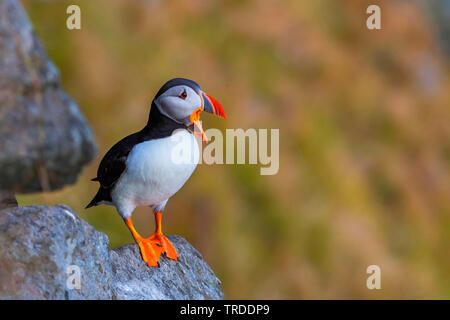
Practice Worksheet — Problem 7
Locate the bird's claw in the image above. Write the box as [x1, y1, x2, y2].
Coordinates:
[136, 237, 162, 267]
[136, 234, 177, 267]
[148, 233, 178, 261]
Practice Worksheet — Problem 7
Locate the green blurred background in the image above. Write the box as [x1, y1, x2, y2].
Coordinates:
[18, 0, 450, 299]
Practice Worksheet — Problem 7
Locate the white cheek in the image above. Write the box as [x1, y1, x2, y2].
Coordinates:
[156, 97, 187, 122]
[170, 97, 191, 116]
[157, 93, 202, 123]
[189, 93, 202, 110]
[183, 95, 202, 124]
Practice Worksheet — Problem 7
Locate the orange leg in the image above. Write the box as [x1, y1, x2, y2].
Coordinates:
[124, 217, 161, 267]
[148, 212, 178, 261]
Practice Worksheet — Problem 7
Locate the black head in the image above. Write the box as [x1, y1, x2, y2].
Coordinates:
[150, 78, 226, 142]
[154, 78, 202, 100]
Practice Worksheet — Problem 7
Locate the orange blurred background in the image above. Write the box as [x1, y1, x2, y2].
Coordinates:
[19, 0, 450, 299]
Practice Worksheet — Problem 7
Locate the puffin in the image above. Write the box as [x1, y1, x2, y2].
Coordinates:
[86, 78, 226, 267]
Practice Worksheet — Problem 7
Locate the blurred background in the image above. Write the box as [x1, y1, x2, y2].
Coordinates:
[19, 0, 450, 299]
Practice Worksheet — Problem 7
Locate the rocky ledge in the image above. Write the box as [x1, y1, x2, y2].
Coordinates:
[0, 205, 224, 300]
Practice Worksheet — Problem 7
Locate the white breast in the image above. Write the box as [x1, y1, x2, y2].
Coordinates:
[111, 130, 199, 211]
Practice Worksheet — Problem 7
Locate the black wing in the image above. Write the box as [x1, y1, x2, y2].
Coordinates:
[86, 132, 143, 208]
[95, 132, 143, 188]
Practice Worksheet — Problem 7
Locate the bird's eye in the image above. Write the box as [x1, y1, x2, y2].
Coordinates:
[179, 89, 187, 100]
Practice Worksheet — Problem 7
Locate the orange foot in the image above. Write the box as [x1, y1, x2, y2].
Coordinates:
[148, 232, 178, 261]
[136, 236, 162, 267]
[124, 213, 178, 267]
[125, 217, 163, 267]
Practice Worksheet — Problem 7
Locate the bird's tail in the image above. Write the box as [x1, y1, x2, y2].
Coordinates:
[86, 187, 111, 209]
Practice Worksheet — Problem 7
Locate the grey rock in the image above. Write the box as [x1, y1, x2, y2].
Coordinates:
[111, 237, 224, 300]
[0, 205, 224, 300]
[0, 205, 113, 299]
[0, 0, 97, 193]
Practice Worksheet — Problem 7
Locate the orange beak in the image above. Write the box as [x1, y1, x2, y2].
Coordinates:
[189, 91, 226, 143]
[189, 107, 208, 142]
[201, 92, 226, 119]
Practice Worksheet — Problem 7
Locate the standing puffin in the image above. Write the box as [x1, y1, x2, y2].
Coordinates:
[86, 78, 226, 267]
